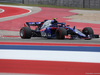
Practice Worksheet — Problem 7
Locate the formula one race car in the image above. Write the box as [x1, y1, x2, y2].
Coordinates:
[20, 19, 99, 40]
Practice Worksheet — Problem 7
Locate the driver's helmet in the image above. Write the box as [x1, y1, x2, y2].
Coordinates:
[53, 18, 57, 20]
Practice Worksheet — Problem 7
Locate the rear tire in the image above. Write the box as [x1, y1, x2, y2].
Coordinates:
[82, 27, 94, 40]
[56, 27, 67, 39]
[20, 27, 32, 39]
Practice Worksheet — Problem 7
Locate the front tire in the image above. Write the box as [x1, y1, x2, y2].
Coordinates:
[82, 27, 94, 40]
[20, 27, 32, 39]
[56, 27, 67, 39]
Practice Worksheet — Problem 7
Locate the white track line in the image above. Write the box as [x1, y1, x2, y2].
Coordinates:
[0, 4, 41, 22]
[0, 49, 100, 63]
[0, 9, 5, 13]
[0, 4, 32, 14]
[0, 4, 31, 16]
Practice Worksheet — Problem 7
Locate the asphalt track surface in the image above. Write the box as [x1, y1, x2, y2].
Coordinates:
[0, 4, 100, 44]
[0, 37, 100, 44]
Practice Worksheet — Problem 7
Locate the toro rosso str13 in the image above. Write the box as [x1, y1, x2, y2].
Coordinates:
[20, 19, 99, 40]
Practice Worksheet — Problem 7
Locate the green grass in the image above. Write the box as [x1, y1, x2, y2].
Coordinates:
[0, 2, 100, 10]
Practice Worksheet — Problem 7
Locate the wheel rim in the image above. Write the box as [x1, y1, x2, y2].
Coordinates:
[20, 29, 24, 37]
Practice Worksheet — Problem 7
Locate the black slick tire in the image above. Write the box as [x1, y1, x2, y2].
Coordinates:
[56, 27, 67, 39]
[20, 27, 32, 39]
[82, 27, 94, 40]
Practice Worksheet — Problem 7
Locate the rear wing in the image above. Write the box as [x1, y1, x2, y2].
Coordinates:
[24, 22, 41, 27]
